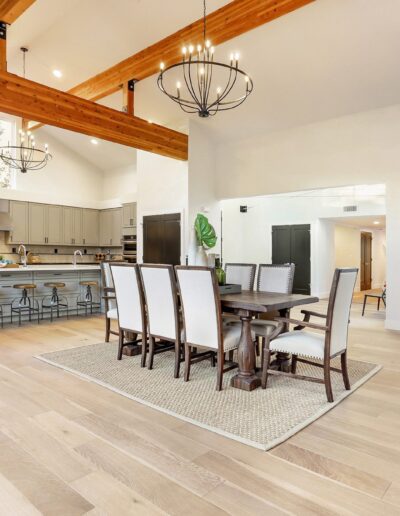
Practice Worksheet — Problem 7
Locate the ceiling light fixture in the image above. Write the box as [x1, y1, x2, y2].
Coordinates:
[90, 138, 99, 145]
[373, 221, 380, 225]
[0, 48, 52, 174]
[52, 69, 63, 78]
[157, 0, 253, 118]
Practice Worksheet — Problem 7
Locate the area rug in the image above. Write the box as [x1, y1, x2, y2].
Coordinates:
[36, 343, 381, 450]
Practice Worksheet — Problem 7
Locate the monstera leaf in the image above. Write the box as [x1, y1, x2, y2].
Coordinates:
[194, 214, 217, 249]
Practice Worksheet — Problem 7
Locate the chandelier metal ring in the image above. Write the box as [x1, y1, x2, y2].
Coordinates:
[0, 145, 52, 173]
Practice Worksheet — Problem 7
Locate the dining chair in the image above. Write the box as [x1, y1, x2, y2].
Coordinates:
[110, 263, 147, 366]
[101, 261, 119, 342]
[225, 263, 257, 290]
[262, 268, 358, 402]
[362, 286, 386, 316]
[251, 263, 296, 342]
[139, 264, 183, 378]
[175, 266, 243, 391]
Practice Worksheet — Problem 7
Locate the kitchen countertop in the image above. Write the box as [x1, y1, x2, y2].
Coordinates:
[0, 264, 101, 273]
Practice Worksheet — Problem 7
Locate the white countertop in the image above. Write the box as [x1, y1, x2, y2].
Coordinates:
[0, 264, 101, 273]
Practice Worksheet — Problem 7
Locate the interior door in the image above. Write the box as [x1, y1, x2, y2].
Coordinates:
[360, 231, 372, 291]
[143, 213, 181, 265]
[272, 224, 311, 295]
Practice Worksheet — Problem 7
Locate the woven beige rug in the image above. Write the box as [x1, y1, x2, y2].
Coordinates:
[37, 343, 380, 450]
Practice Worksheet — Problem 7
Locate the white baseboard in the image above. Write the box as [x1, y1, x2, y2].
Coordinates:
[385, 319, 400, 331]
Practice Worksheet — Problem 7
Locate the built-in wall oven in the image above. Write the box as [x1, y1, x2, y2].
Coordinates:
[122, 234, 137, 263]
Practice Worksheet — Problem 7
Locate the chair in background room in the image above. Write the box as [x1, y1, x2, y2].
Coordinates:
[110, 264, 147, 366]
[262, 268, 358, 402]
[362, 286, 386, 316]
[101, 262, 119, 342]
[140, 264, 183, 378]
[176, 266, 245, 390]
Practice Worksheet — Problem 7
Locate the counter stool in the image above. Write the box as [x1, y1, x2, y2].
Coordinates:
[77, 280, 101, 316]
[11, 284, 40, 326]
[42, 282, 69, 321]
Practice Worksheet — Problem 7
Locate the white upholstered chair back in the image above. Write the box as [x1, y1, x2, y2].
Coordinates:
[328, 268, 358, 356]
[140, 265, 178, 340]
[176, 267, 221, 350]
[102, 262, 117, 311]
[257, 264, 295, 294]
[225, 263, 257, 290]
[111, 264, 143, 333]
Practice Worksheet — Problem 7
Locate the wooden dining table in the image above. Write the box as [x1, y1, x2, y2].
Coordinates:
[220, 291, 319, 391]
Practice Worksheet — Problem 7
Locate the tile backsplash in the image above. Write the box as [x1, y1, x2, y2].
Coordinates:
[0, 231, 123, 264]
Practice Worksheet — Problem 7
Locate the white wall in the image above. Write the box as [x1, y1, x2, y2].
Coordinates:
[187, 121, 221, 262]
[136, 150, 188, 264]
[216, 104, 400, 330]
[102, 162, 137, 208]
[0, 130, 103, 207]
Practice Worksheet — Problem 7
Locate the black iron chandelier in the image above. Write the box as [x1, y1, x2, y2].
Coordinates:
[157, 0, 253, 118]
[0, 48, 52, 174]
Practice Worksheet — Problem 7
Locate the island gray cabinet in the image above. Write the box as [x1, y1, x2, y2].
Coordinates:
[100, 208, 122, 246]
[8, 200, 29, 244]
[63, 207, 83, 245]
[82, 209, 99, 246]
[29, 203, 63, 245]
[122, 202, 136, 228]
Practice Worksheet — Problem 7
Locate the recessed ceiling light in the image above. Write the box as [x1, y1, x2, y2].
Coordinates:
[52, 69, 63, 78]
[90, 138, 99, 145]
[373, 221, 380, 225]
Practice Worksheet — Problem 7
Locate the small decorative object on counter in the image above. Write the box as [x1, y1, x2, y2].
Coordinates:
[215, 256, 226, 286]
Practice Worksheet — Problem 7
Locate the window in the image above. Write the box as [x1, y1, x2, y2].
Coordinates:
[0, 117, 16, 189]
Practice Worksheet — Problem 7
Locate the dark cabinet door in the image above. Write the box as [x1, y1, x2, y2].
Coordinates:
[143, 213, 181, 265]
[272, 224, 311, 295]
[360, 231, 372, 291]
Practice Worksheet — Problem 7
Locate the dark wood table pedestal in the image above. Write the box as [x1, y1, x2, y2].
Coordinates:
[230, 310, 261, 391]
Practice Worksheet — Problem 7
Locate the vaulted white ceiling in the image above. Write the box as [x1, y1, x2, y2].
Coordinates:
[5, 0, 400, 146]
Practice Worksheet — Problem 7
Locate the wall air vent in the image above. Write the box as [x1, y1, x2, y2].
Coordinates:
[343, 205, 358, 213]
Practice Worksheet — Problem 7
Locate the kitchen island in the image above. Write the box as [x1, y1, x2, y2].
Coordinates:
[0, 264, 102, 323]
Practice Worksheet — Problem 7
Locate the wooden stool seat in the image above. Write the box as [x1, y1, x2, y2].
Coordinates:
[13, 283, 36, 289]
[80, 281, 98, 287]
[44, 282, 65, 288]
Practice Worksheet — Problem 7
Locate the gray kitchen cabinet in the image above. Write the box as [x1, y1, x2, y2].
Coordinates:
[63, 207, 83, 245]
[82, 209, 99, 246]
[100, 208, 121, 246]
[29, 203, 63, 245]
[122, 202, 136, 228]
[8, 200, 29, 244]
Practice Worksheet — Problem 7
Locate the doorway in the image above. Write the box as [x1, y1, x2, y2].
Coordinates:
[143, 213, 181, 265]
[272, 224, 311, 295]
[360, 231, 372, 291]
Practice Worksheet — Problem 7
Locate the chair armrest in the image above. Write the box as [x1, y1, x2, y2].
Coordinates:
[102, 295, 116, 300]
[301, 309, 327, 319]
[274, 317, 328, 331]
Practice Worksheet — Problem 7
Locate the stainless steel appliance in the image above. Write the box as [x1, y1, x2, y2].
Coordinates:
[122, 235, 137, 263]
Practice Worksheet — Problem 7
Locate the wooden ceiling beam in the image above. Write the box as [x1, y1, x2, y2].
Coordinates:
[68, 0, 314, 102]
[0, 0, 35, 24]
[0, 71, 188, 160]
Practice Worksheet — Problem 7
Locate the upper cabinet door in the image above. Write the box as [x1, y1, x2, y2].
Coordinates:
[99, 209, 112, 246]
[63, 207, 74, 245]
[122, 203, 136, 227]
[111, 208, 122, 246]
[8, 201, 29, 244]
[47, 205, 63, 245]
[73, 208, 83, 245]
[82, 209, 99, 246]
[28, 203, 47, 244]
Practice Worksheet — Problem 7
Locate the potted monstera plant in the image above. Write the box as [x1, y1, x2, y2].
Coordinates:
[194, 213, 217, 265]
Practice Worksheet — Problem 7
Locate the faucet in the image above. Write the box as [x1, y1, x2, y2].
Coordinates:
[73, 250, 83, 268]
[18, 244, 27, 268]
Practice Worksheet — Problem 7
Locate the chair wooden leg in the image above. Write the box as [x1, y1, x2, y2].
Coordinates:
[105, 317, 111, 343]
[184, 344, 191, 382]
[216, 350, 224, 391]
[148, 335, 155, 370]
[260, 337, 265, 369]
[341, 350, 351, 390]
[228, 350, 234, 362]
[141, 330, 147, 368]
[261, 347, 272, 389]
[377, 297, 381, 311]
[291, 354, 298, 374]
[324, 359, 334, 402]
[174, 339, 181, 378]
[117, 330, 124, 360]
[362, 295, 367, 316]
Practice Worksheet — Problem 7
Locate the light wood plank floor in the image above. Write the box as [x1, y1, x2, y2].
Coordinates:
[0, 300, 399, 515]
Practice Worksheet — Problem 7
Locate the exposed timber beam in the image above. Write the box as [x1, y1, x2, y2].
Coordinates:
[68, 0, 314, 102]
[0, 71, 188, 160]
[0, 0, 35, 24]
